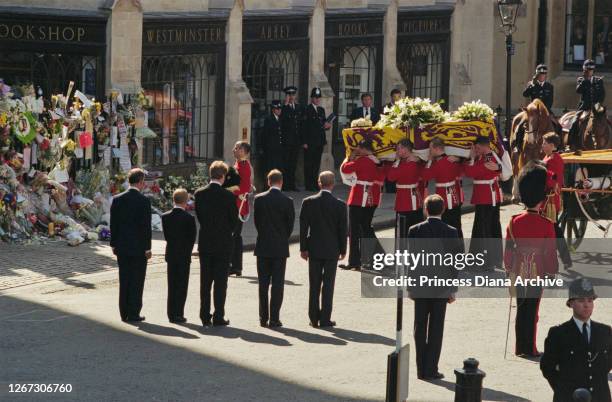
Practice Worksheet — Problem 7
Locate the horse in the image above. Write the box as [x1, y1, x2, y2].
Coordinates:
[559, 104, 612, 151]
[510, 99, 554, 177]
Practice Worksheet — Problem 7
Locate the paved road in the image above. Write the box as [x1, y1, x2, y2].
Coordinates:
[1, 204, 610, 401]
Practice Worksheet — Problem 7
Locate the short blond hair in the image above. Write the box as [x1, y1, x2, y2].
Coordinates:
[318, 171, 335, 188]
[267, 169, 283, 185]
[173, 188, 189, 204]
[209, 160, 229, 180]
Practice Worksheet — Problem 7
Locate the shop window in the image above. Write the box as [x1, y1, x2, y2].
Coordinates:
[397, 42, 446, 104]
[565, 0, 612, 70]
[243, 49, 303, 156]
[141, 54, 219, 166]
[0, 52, 100, 97]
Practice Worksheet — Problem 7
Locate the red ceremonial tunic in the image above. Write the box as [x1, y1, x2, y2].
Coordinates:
[386, 160, 423, 212]
[464, 153, 503, 206]
[341, 156, 384, 207]
[543, 152, 564, 212]
[232, 159, 252, 217]
[503, 211, 559, 277]
[422, 155, 464, 210]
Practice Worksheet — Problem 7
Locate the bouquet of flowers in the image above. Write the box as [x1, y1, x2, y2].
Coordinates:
[379, 97, 449, 129]
[350, 117, 373, 128]
[452, 100, 495, 123]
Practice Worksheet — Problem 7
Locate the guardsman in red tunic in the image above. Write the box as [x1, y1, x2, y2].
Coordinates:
[542, 132, 572, 269]
[386, 139, 425, 237]
[339, 139, 384, 270]
[228, 141, 253, 276]
[464, 136, 503, 270]
[504, 162, 559, 357]
[422, 137, 465, 237]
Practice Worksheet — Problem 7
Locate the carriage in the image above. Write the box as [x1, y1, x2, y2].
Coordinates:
[559, 150, 612, 249]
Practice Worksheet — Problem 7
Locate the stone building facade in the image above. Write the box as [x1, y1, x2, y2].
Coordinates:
[1, 0, 610, 179]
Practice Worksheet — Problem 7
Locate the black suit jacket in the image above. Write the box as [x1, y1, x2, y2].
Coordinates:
[280, 103, 303, 147]
[254, 188, 295, 258]
[350, 106, 380, 124]
[300, 191, 347, 260]
[301, 103, 327, 147]
[407, 217, 462, 298]
[162, 208, 197, 263]
[523, 80, 554, 110]
[194, 182, 238, 255]
[110, 188, 152, 257]
[541, 319, 611, 402]
[262, 114, 283, 154]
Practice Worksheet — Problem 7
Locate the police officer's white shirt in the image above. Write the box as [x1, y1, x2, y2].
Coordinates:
[573, 316, 592, 342]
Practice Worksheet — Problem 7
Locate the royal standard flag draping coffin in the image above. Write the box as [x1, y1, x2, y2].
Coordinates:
[341, 119, 512, 182]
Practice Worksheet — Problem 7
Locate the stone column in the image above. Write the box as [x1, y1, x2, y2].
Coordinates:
[223, 0, 253, 162]
[309, 0, 335, 172]
[106, 0, 143, 94]
[382, 0, 406, 101]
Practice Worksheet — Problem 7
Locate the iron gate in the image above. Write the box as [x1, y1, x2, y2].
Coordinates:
[243, 49, 306, 156]
[0, 51, 103, 98]
[397, 41, 449, 105]
[141, 53, 220, 166]
[326, 44, 382, 166]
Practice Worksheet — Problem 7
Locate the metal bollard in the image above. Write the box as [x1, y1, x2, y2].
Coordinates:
[454, 358, 486, 402]
[573, 388, 592, 402]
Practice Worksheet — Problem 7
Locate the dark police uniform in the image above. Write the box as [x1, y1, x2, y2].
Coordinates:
[280, 86, 303, 191]
[522, 64, 554, 111]
[540, 278, 611, 402]
[301, 88, 327, 191]
[262, 101, 284, 173]
[577, 75, 606, 111]
[523, 80, 554, 111]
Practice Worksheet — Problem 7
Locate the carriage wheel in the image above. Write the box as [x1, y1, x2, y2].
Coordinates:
[559, 212, 588, 251]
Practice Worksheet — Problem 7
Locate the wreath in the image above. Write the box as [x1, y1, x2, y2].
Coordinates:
[12, 111, 37, 144]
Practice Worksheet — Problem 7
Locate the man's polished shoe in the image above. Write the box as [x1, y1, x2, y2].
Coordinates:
[169, 317, 187, 324]
[320, 321, 336, 327]
[213, 318, 230, 327]
[260, 319, 268, 327]
[268, 320, 283, 328]
[338, 264, 359, 270]
[125, 316, 145, 322]
[309, 321, 319, 328]
[422, 372, 444, 381]
[230, 271, 242, 277]
[202, 318, 212, 327]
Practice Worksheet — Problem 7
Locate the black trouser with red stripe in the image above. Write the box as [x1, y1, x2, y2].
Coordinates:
[515, 285, 543, 356]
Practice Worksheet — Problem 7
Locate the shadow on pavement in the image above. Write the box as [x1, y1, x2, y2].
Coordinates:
[232, 275, 303, 287]
[1, 295, 376, 402]
[321, 327, 396, 346]
[128, 321, 200, 339]
[270, 327, 347, 346]
[428, 379, 530, 402]
[179, 321, 292, 347]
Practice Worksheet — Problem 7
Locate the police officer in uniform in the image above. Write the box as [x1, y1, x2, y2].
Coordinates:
[302, 87, 331, 191]
[262, 100, 284, 173]
[569, 59, 606, 148]
[280, 86, 303, 191]
[540, 278, 611, 402]
[523, 64, 554, 111]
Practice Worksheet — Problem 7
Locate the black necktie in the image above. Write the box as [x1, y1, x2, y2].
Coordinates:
[582, 322, 589, 344]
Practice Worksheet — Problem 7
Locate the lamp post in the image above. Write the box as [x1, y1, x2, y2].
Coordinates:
[497, 0, 522, 139]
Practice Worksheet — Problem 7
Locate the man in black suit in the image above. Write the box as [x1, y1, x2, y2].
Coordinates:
[262, 100, 284, 173]
[407, 194, 461, 381]
[110, 168, 152, 322]
[300, 171, 347, 328]
[349, 93, 380, 124]
[254, 169, 295, 327]
[194, 161, 238, 327]
[161, 188, 196, 323]
[280, 86, 303, 191]
[541, 278, 611, 402]
[302, 87, 331, 191]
